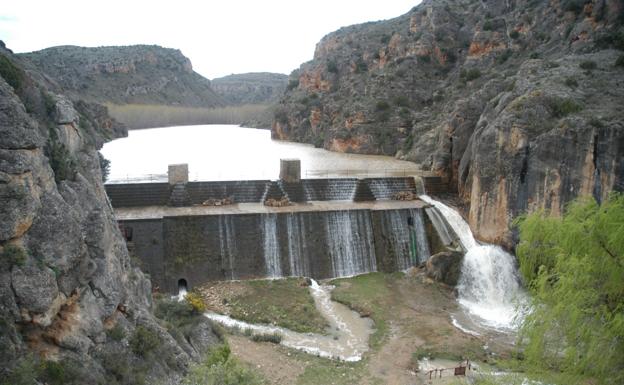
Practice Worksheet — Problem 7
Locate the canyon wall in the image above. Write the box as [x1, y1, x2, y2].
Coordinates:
[274, 0, 624, 245]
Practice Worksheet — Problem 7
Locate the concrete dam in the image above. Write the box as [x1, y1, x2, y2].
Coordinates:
[106, 162, 453, 293]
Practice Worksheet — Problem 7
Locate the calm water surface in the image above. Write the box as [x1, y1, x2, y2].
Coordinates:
[101, 125, 422, 183]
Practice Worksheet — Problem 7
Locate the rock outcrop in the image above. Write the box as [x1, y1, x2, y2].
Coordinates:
[20, 45, 224, 108]
[1, 45, 218, 384]
[211, 72, 288, 105]
[273, 0, 624, 245]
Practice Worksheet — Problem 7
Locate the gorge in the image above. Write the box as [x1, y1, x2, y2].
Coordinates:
[1, 0, 623, 384]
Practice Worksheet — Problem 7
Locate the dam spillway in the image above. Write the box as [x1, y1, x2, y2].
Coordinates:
[108, 176, 453, 292]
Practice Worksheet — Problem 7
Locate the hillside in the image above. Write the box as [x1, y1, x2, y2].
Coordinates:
[211, 72, 288, 105]
[0, 44, 219, 384]
[19, 45, 224, 107]
[273, 0, 624, 245]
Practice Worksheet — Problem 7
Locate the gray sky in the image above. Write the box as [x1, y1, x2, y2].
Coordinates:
[1, 0, 419, 80]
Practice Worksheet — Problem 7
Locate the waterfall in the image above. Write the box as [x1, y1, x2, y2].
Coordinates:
[286, 214, 309, 277]
[325, 210, 377, 277]
[412, 209, 431, 263]
[424, 207, 457, 247]
[381, 209, 430, 270]
[367, 179, 392, 200]
[218, 215, 237, 280]
[420, 195, 526, 330]
[263, 214, 282, 278]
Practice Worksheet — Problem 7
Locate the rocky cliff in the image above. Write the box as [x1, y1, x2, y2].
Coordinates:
[211, 72, 288, 105]
[0, 44, 218, 384]
[20, 45, 224, 108]
[273, 0, 624, 245]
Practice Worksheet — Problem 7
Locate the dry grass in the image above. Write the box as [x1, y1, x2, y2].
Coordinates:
[106, 103, 271, 129]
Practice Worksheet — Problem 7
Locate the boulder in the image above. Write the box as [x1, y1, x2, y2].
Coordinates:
[425, 250, 464, 286]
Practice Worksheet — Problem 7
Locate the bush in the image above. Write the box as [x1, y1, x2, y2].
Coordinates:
[564, 77, 578, 88]
[460, 68, 482, 81]
[515, 194, 624, 384]
[326, 60, 338, 74]
[182, 344, 265, 385]
[562, 0, 590, 14]
[129, 326, 161, 357]
[548, 97, 583, 117]
[107, 324, 125, 341]
[375, 100, 390, 111]
[393, 95, 410, 107]
[185, 291, 207, 313]
[355, 58, 367, 73]
[98, 152, 110, 183]
[0, 54, 24, 90]
[483, 20, 493, 31]
[46, 128, 77, 183]
[579, 60, 597, 70]
[286, 78, 299, 91]
[496, 49, 513, 64]
[509, 30, 520, 39]
[1, 244, 27, 268]
[616, 55, 624, 67]
[250, 332, 282, 344]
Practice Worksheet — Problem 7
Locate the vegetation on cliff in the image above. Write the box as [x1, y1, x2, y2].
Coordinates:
[516, 194, 624, 384]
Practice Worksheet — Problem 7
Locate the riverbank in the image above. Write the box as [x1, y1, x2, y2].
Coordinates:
[197, 271, 515, 385]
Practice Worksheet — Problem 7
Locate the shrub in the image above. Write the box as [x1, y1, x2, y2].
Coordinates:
[564, 77, 579, 88]
[562, 0, 590, 15]
[107, 324, 125, 341]
[129, 326, 161, 357]
[250, 332, 282, 344]
[393, 95, 410, 107]
[548, 97, 583, 118]
[2, 244, 27, 268]
[375, 100, 390, 111]
[313, 134, 324, 148]
[355, 58, 368, 73]
[460, 68, 482, 81]
[483, 20, 493, 31]
[579, 60, 597, 70]
[0, 54, 24, 90]
[529, 52, 540, 59]
[616, 55, 624, 67]
[326, 60, 338, 74]
[595, 29, 624, 51]
[46, 128, 77, 183]
[185, 291, 207, 313]
[496, 49, 513, 64]
[98, 152, 110, 183]
[380, 34, 391, 44]
[509, 30, 520, 39]
[286, 78, 299, 91]
[182, 344, 264, 385]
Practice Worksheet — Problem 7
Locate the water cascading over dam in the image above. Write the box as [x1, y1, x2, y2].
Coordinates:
[419, 195, 526, 330]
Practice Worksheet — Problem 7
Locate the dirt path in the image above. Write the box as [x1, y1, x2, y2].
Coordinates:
[228, 335, 307, 385]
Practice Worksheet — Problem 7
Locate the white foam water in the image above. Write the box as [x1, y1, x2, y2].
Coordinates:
[204, 279, 373, 361]
[419, 195, 526, 331]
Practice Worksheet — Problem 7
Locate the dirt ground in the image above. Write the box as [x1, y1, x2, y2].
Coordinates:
[204, 270, 513, 385]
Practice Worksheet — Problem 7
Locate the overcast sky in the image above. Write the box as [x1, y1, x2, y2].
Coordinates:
[1, 0, 419, 80]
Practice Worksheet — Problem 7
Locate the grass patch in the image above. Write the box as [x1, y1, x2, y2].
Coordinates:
[227, 278, 328, 334]
[330, 272, 402, 349]
[548, 97, 583, 118]
[295, 355, 364, 385]
[182, 344, 266, 385]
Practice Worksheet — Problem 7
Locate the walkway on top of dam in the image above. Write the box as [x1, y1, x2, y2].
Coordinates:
[113, 199, 429, 221]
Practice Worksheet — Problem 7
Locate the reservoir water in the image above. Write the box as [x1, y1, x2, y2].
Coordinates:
[101, 124, 422, 183]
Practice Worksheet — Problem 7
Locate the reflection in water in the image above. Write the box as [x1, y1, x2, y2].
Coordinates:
[101, 125, 422, 183]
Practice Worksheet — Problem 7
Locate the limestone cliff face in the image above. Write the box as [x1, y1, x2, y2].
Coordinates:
[0, 46, 217, 384]
[20, 45, 224, 107]
[211, 72, 288, 105]
[274, 0, 624, 245]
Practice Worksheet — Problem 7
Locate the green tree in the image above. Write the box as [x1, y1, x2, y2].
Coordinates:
[515, 194, 624, 384]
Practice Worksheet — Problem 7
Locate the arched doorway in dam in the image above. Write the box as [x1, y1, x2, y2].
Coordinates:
[177, 278, 188, 295]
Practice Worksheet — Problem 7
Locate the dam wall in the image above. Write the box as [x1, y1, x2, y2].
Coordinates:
[120, 207, 448, 293]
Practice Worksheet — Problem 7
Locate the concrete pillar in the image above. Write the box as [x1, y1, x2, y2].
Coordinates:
[280, 159, 301, 182]
[168, 164, 189, 185]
